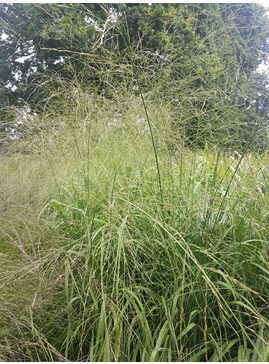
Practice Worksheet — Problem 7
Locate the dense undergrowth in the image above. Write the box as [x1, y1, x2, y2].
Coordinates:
[0, 90, 269, 361]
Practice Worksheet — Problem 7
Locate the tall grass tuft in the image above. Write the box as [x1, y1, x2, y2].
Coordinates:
[1, 84, 268, 361]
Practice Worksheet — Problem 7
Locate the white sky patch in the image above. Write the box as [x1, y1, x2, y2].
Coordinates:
[108, 7, 118, 24]
[5, 80, 17, 91]
[85, 15, 102, 32]
[12, 70, 22, 81]
[15, 44, 35, 63]
[257, 61, 269, 74]
[85, 16, 95, 25]
[257, 1, 269, 11]
[1, 32, 9, 41]
[53, 56, 66, 65]
[30, 66, 37, 73]
[15, 54, 32, 63]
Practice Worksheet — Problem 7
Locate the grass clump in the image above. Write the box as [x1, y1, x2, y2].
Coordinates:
[0, 90, 268, 361]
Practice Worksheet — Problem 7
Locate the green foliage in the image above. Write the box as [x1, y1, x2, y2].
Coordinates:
[0, 3, 269, 149]
[0, 6, 269, 357]
[0, 90, 269, 361]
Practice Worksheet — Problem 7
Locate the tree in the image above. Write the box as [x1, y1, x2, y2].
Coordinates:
[0, 3, 268, 150]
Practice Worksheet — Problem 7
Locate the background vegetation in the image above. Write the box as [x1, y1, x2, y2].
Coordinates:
[0, 3, 269, 362]
[1, 3, 269, 149]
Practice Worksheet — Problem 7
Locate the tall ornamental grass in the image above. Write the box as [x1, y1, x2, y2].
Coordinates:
[0, 89, 268, 361]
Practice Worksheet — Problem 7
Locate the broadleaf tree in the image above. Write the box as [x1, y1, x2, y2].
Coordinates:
[0, 3, 268, 149]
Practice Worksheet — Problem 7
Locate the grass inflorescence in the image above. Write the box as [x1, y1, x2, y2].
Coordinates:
[0, 89, 268, 361]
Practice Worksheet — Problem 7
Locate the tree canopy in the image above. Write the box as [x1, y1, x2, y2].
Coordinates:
[1, 3, 269, 149]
